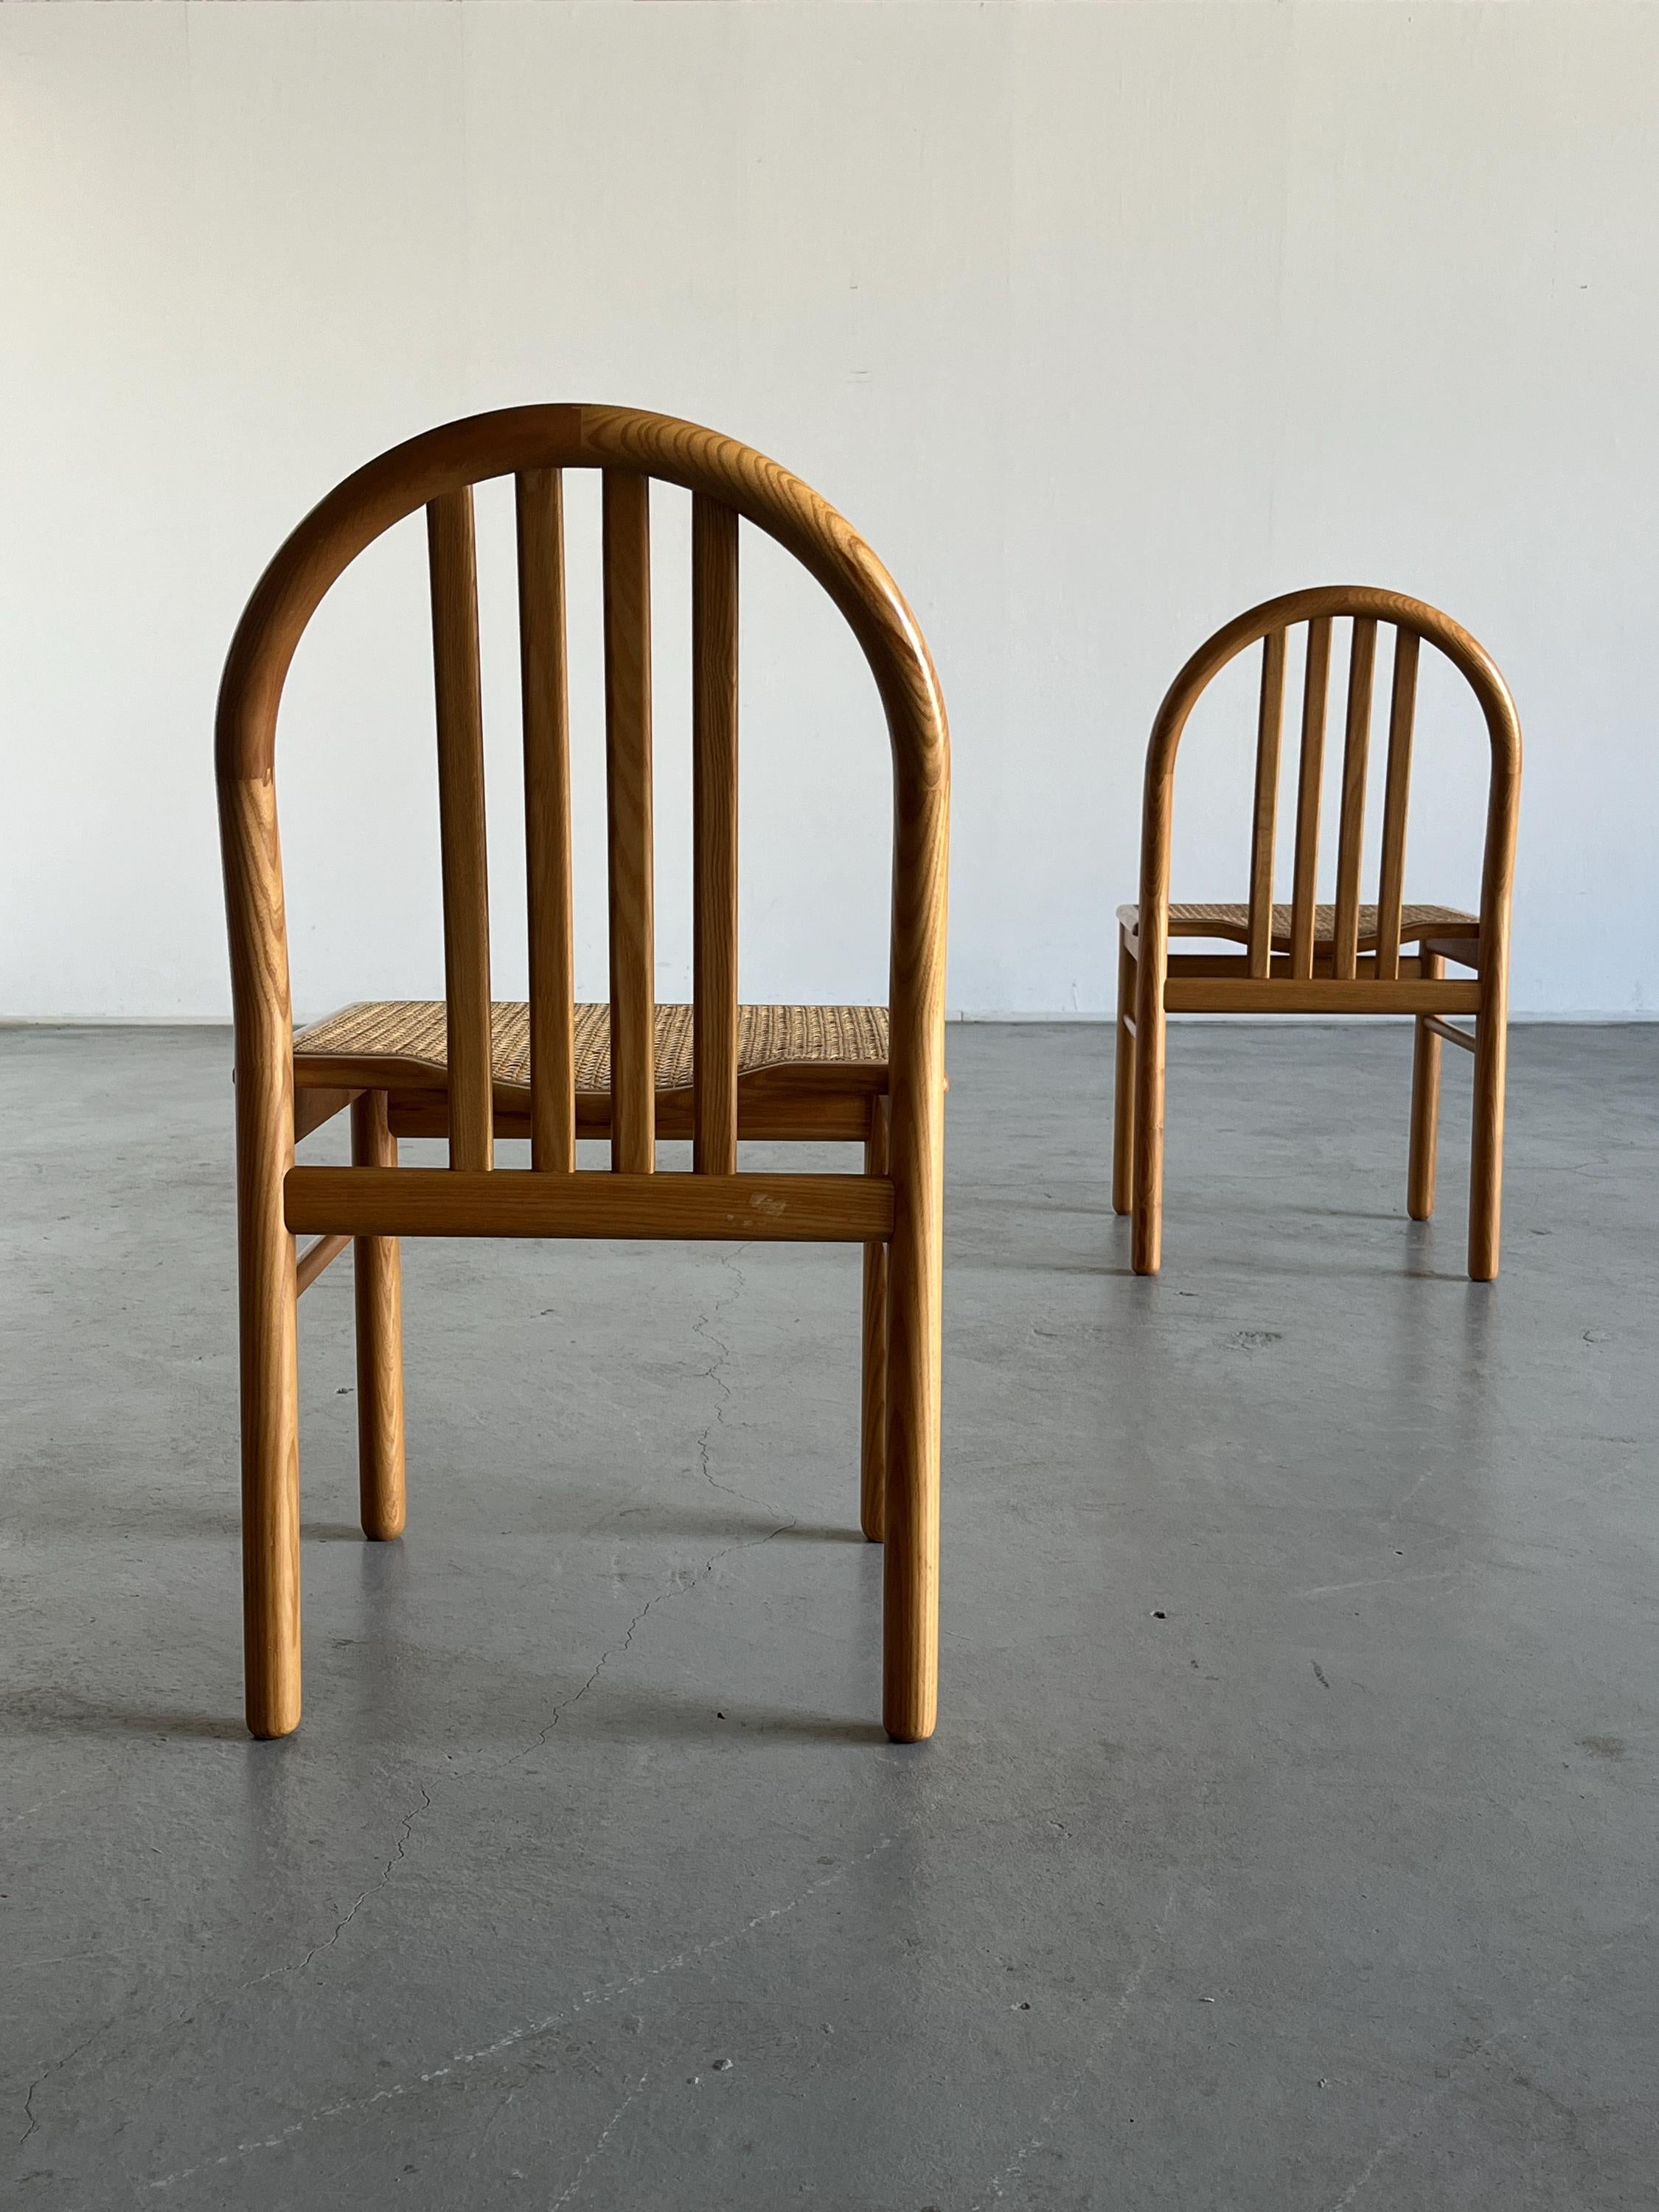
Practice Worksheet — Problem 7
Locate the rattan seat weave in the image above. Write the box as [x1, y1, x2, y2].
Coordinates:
[1115, 900, 1476, 946]
[293, 1000, 888, 1093]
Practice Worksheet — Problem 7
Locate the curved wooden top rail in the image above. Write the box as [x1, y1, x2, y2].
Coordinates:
[1137, 585, 1522, 973]
[215, 403, 948, 796]
[1150, 588, 1531, 796]
[1144, 585, 1521, 789]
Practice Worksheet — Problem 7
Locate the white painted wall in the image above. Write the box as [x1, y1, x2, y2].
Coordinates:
[3, 1, 1655, 1021]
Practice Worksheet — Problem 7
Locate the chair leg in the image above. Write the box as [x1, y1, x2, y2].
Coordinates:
[1468, 990, 1508, 1284]
[882, 1113, 942, 1744]
[239, 1102, 302, 1740]
[1113, 934, 1136, 1216]
[860, 1097, 890, 1544]
[1131, 942, 1166, 1274]
[1408, 952, 1444, 1221]
[352, 1091, 406, 1540]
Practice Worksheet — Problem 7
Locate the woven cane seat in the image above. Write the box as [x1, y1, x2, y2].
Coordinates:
[1116, 900, 1477, 947]
[293, 1001, 888, 1095]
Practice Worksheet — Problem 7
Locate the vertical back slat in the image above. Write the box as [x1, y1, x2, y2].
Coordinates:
[1289, 616, 1332, 978]
[692, 495, 740, 1175]
[1246, 628, 1287, 979]
[1374, 627, 1420, 981]
[427, 487, 493, 1172]
[1331, 616, 1377, 980]
[602, 469, 655, 1174]
[515, 468, 575, 1172]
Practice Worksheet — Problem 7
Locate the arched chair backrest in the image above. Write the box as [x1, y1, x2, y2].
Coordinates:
[216, 406, 950, 1191]
[1138, 585, 1521, 988]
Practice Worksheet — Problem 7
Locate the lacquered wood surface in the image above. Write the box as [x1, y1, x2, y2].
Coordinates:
[860, 1096, 891, 1545]
[1332, 617, 1377, 981]
[285, 1167, 895, 1244]
[516, 466, 577, 1174]
[692, 494, 741, 1178]
[1246, 628, 1285, 981]
[602, 469, 656, 1176]
[1374, 629, 1420, 982]
[428, 488, 493, 1174]
[1289, 616, 1332, 981]
[351, 1091, 406, 1542]
[295, 1232, 349, 1296]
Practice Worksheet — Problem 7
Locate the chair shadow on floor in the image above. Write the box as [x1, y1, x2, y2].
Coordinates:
[572, 1685, 888, 1748]
[593, 1503, 866, 1548]
[0, 1503, 368, 1545]
[0, 1676, 884, 1752]
[0, 1687, 246, 1742]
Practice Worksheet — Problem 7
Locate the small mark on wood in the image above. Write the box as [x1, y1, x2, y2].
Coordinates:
[1312, 1662, 1331, 1691]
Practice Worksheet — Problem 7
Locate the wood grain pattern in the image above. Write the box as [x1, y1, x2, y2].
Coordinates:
[285, 1166, 894, 1243]
[219, 772, 301, 1739]
[1374, 627, 1419, 981]
[385, 1084, 877, 1145]
[860, 1096, 891, 1544]
[1164, 975, 1479, 1015]
[1160, 951, 1443, 981]
[1409, 949, 1445, 1220]
[428, 488, 493, 1173]
[1113, 931, 1137, 1215]
[1289, 616, 1332, 981]
[1246, 628, 1286, 981]
[692, 494, 740, 1177]
[1116, 585, 1521, 1284]
[516, 467, 576, 1173]
[218, 405, 950, 1743]
[1331, 616, 1377, 980]
[1470, 956, 1509, 1281]
[296, 1232, 349, 1295]
[1422, 1014, 1478, 1053]
[1131, 728, 1172, 1273]
[1419, 933, 1484, 970]
[882, 672, 948, 1742]
[294, 1087, 359, 1141]
[351, 1091, 406, 1541]
[602, 470, 655, 1175]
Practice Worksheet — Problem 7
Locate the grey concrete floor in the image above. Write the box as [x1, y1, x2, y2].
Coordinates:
[3, 1022, 1657, 2210]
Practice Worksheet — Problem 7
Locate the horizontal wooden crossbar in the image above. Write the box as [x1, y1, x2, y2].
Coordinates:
[1123, 947, 1453, 984]
[293, 1087, 361, 1141]
[381, 1091, 874, 1144]
[285, 1167, 894, 1243]
[1161, 951, 1443, 981]
[1422, 1014, 1478, 1053]
[1420, 935, 1483, 972]
[296, 1232, 351, 1295]
[1164, 978, 1481, 1015]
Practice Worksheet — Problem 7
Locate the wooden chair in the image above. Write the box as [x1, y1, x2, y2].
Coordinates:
[1113, 587, 1521, 1281]
[217, 406, 949, 1744]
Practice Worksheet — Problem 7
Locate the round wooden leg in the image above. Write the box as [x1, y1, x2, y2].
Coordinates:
[352, 1091, 407, 1540]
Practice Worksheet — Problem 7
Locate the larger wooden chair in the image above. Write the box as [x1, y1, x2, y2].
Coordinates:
[1114, 587, 1520, 1280]
[217, 406, 949, 1744]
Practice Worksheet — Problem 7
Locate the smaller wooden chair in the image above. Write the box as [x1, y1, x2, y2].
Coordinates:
[1114, 588, 1521, 1279]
